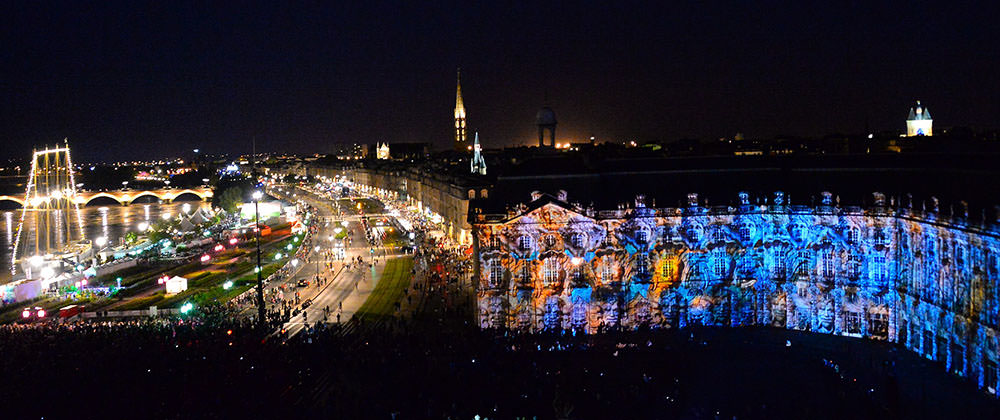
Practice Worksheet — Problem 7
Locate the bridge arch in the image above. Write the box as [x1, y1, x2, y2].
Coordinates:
[82, 192, 127, 206]
[169, 189, 212, 201]
[0, 195, 25, 207]
[127, 190, 166, 204]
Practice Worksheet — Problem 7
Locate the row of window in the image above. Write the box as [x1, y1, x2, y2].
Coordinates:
[485, 251, 892, 287]
[505, 225, 897, 252]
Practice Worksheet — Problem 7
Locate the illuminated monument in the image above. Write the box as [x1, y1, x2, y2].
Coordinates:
[11, 140, 86, 276]
[474, 190, 1000, 394]
[454, 68, 467, 151]
[907, 100, 933, 136]
[376, 142, 390, 160]
[470, 132, 487, 175]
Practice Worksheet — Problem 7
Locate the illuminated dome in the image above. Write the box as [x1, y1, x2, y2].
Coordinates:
[536, 107, 557, 126]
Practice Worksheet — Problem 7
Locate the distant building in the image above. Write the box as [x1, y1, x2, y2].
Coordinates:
[376, 143, 390, 160]
[386, 142, 430, 160]
[455, 69, 468, 151]
[329, 143, 367, 160]
[907, 100, 933, 136]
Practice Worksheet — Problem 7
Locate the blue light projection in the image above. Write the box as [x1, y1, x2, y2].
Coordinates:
[474, 191, 1000, 395]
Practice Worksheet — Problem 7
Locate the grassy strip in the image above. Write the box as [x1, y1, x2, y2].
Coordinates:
[355, 257, 414, 321]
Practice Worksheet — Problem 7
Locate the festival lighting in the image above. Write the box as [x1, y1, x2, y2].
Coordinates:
[229, 238, 238, 245]
[179, 302, 194, 314]
[214, 244, 225, 252]
[95, 236, 107, 248]
[22, 308, 30, 318]
[200, 254, 211, 263]
[138, 222, 149, 232]
[223, 280, 233, 290]
[36, 309, 45, 318]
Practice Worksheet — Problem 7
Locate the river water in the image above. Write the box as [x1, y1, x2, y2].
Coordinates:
[0, 201, 211, 282]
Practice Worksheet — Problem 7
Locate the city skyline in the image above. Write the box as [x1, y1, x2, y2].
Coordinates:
[2, 2, 998, 162]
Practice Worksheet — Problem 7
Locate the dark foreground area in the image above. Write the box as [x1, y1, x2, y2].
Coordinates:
[1, 318, 997, 419]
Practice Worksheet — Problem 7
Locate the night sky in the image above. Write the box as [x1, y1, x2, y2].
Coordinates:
[2, 1, 997, 162]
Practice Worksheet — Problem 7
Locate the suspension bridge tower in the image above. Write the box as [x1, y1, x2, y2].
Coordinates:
[11, 139, 86, 277]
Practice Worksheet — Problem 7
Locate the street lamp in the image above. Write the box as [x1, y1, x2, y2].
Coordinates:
[314, 245, 321, 277]
[94, 236, 108, 266]
[252, 190, 265, 330]
[138, 222, 149, 232]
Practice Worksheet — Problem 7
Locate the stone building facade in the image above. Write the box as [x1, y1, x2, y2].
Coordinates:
[473, 191, 1000, 395]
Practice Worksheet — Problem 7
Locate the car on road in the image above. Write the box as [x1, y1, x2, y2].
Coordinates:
[296, 279, 310, 287]
[301, 299, 312, 309]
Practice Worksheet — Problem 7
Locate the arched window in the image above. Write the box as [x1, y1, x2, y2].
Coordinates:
[518, 235, 532, 251]
[713, 249, 729, 279]
[872, 255, 888, 282]
[480, 189, 488, 199]
[571, 232, 586, 248]
[662, 251, 675, 279]
[771, 248, 786, 278]
[543, 258, 560, 285]
[468, 189, 475, 199]
[601, 257, 615, 283]
[544, 235, 557, 248]
[846, 227, 859, 244]
[636, 252, 649, 276]
[738, 222, 753, 242]
[488, 261, 504, 287]
[822, 250, 836, 278]
[847, 253, 862, 280]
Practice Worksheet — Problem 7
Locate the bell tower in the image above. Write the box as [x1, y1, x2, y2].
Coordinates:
[454, 68, 467, 151]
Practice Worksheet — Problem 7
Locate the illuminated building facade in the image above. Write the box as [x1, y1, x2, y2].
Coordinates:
[474, 190, 1000, 394]
[907, 100, 933, 136]
[376, 143, 390, 160]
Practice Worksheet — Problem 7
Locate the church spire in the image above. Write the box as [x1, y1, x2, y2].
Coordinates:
[454, 68, 467, 151]
[471, 131, 486, 175]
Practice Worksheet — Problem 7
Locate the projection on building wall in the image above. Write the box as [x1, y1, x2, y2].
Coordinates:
[474, 191, 1000, 394]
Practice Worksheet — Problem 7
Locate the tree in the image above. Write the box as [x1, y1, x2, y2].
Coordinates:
[218, 187, 244, 213]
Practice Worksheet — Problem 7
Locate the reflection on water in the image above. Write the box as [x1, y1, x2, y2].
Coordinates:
[1, 201, 211, 282]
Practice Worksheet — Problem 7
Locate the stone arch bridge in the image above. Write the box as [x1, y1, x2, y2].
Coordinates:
[0, 187, 213, 207]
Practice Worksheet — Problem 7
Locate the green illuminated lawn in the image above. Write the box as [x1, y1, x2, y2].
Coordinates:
[354, 257, 414, 321]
